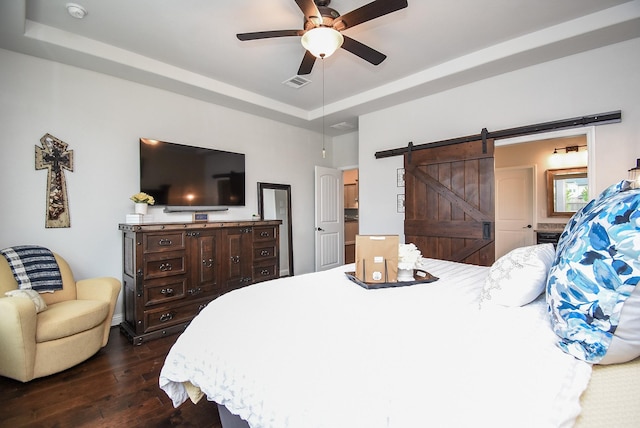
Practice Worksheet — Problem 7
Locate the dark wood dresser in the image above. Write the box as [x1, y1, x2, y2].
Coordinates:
[119, 220, 280, 344]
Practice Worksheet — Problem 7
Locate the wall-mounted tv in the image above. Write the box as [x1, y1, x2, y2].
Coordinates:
[140, 138, 245, 211]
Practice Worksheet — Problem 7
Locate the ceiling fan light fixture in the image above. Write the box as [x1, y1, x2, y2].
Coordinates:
[301, 27, 344, 59]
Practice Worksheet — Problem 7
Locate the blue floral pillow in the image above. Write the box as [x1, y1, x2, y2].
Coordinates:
[555, 180, 633, 257]
[546, 180, 640, 364]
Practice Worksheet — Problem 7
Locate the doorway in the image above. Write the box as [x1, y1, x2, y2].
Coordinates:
[494, 127, 594, 257]
[343, 168, 359, 264]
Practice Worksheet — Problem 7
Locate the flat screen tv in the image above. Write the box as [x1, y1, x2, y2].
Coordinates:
[140, 138, 245, 211]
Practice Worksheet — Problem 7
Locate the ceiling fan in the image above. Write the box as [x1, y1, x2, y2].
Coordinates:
[236, 0, 408, 75]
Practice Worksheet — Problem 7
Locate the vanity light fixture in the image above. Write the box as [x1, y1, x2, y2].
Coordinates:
[552, 145, 587, 154]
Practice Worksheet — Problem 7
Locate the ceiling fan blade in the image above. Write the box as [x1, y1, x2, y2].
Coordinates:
[341, 36, 386, 65]
[295, 0, 321, 22]
[237, 30, 302, 41]
[334, 0, 408, 31]
[297, 50, 317, 75]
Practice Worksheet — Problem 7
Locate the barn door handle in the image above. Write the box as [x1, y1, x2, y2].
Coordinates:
[483, 222, 492, 240]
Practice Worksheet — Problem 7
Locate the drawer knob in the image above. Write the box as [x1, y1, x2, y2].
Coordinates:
[202, 258, 213, 268]
[158, 238, 172, 246]
[260, 250, 270, 256]
[188, 287, 202, 295]
[260, 231, 270, 237]
[260, 269, 270, 276]
[159, 263, 173, 272]
[231, 255, 240, 264]
[160, 288, 174, 296]
[159, 312, 174, 322]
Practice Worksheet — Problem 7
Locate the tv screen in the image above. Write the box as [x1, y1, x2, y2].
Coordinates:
[140, 138, 245, 210]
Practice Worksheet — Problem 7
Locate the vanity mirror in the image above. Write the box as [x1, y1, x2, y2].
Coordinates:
[546, 167, 588, 217]
[258, 183, 293, 276]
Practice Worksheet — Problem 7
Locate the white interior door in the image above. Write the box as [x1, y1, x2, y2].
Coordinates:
[495, 166, 535, 259]
[314, 166, 343, 271]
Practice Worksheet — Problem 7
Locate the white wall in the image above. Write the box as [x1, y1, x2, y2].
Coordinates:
[0, 48, 332, 324]
[332, 131, 359, 169]
[358, 38, 640, 241]
[3, 36, 639, 325]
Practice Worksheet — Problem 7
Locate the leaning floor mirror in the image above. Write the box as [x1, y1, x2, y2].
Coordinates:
[258, 182, 294, 276]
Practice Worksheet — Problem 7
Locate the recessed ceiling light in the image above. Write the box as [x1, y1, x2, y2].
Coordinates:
[66, 3, 87, 19]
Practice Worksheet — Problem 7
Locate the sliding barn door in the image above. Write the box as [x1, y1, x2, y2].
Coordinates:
[404, 138, 495, 266]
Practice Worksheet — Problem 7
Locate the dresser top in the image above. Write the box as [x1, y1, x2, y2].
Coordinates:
[119, 220, 281, 232]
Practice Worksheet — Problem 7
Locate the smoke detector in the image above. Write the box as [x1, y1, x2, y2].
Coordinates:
[66, 3, 88, 19]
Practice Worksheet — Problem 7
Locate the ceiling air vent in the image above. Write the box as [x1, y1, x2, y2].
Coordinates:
[282, 75, 311, 89]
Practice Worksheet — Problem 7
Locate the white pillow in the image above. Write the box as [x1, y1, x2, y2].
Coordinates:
[480, 244, 555, 308]
[5, 289, 48, 313]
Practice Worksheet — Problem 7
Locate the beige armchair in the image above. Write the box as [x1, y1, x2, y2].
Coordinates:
[0, 252, 121, 382]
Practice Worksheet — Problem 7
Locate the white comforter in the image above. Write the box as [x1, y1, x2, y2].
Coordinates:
[160, 258, 592, 428]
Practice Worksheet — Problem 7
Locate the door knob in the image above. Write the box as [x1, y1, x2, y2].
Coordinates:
[523, 225, 532, 229]
[316, 227, 324, 231]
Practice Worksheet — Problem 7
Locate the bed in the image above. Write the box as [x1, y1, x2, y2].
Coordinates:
[160, 181, 640, 427]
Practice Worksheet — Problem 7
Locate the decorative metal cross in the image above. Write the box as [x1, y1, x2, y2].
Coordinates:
[35, 133, 74, 228]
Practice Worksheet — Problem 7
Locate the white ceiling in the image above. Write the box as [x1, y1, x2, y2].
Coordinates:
[1, 0, 639, 135]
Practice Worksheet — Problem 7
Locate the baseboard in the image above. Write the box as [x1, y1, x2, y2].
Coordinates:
[111, 313, 124, 327]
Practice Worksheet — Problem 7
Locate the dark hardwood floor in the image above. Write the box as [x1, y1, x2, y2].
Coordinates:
[0, 327, 222, 428]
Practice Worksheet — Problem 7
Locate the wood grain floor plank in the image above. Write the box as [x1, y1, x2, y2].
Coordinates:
[0, 327, 222, 428]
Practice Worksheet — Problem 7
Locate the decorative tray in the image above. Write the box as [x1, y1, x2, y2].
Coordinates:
[345, 269, 439, 290]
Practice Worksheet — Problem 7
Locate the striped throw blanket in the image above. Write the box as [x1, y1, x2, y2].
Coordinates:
[1, 246, 63, 292]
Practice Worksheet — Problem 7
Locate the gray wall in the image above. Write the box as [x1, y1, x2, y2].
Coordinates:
[358, 38, 640, 241]
[0, 48, 332, 324]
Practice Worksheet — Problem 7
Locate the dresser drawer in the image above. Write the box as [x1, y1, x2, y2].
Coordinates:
[143, 232, 186, 253]
[144, 298, 212, 333]
[144, 277, 188, 307]
[254, 226, 277, 242]
[253, 243, 277, 261]
[253, 263, 277, 282]
[143, 251, 187, 279]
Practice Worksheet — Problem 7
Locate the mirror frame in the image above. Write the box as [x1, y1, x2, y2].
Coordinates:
[546, 167, 588, 217]
[258, 182, 294, 276]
